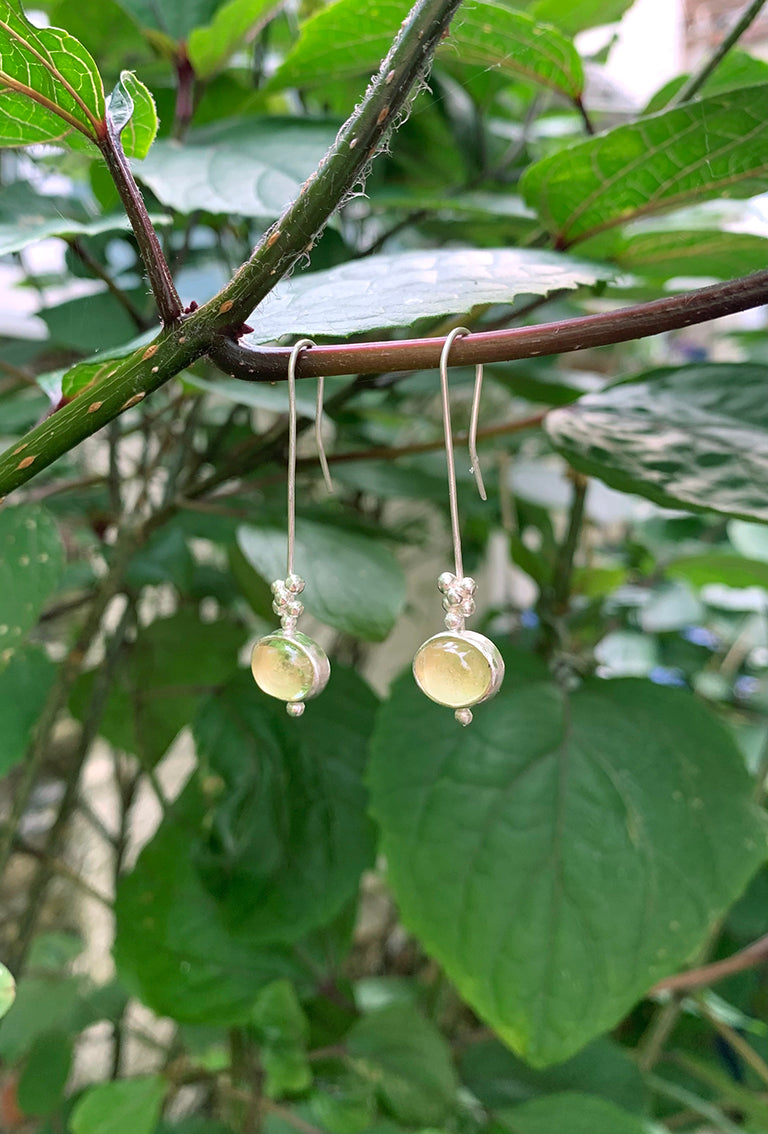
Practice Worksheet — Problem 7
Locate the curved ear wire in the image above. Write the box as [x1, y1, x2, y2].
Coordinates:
[468, 358, 487, 502]
[440, 327, 469, 580]
[315, 374, 334, 495]
[286, 338, 314, 578]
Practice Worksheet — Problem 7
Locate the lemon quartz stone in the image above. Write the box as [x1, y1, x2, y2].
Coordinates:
[251, 631, 325, 703]
[413, 631, 502, 708]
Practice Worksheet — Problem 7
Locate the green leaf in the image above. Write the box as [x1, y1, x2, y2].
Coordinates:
[188, 0, 280, 79]
[346, 1004, 458, 1125]
[527, 0, 633, 34]
[70, 1076, 166, 1134]
[132, 116, 339, 218]
[107, 70, 158, 159]
[521, 86, 768, 247]
[496, 1093, 651, 1134]
[368, 651, 767, 1066]
[115, 667, 376, 1023]
[70, 611, 243, 765]
[267, 0, 408, 89]
[666, 554, 768, 590]
[271, 0, 584, 103]
[193, 668, 376, 939]
[0, 181, 170, 257]
[446, 2, 584, 103]
[113, 0, 219, 40]
[728, 519, 768, 562]
[0, 1, 104, 147]
[546, 363, 768, 523]
[253, 980, 312, 1097]
[0, 963, 14, 1021]
[243, 248, 610, 341]
[16, 1030, 72, 1117]
[645, 49, 768, 113]
[617, 229, 768, 281]
[0, 976, 81, 1061]
[237, 520, 406, 641]
[0, 505, 64, 671]
[459, 1036, 648, 1113]
[0, 646, 57, 775]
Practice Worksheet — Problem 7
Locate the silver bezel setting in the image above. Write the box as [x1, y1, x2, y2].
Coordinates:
[251, 629, 330, 705]
[413, 629, 505, 709]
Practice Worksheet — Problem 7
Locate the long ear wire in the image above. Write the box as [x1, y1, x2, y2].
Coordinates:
[286, 338, 314, 578]
[439, 327, 487, 577]
[315, 373, 334, 495]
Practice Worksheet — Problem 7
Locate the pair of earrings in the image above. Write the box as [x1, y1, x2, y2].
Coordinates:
[250, 329, 504, 725]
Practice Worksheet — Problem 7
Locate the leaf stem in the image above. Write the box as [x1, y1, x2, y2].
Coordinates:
[68, 237, 152, 331]
[695, 993, 768, 1089]
[97, 119, 183, 325]
[673, 0, 768, 105]
[550, 472, 588, 614]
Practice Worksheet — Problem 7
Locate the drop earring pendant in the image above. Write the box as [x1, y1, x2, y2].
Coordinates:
[412, 328, 504, 726]
[250, 339, 333, 717]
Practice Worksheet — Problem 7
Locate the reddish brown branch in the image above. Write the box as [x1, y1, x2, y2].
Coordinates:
[651, 932, 768, 995]
[208, 269, 768, 381]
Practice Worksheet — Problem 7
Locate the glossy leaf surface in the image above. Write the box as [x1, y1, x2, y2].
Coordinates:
[369, 652, 766, 1065]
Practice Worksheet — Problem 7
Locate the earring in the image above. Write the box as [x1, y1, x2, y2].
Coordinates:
[250, 339, 333, 717]
[412, 328, 504, 726]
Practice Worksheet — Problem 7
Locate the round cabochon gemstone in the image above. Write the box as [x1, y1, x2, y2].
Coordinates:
[251, 630, 329, 703]
[413, 630, 504, 709]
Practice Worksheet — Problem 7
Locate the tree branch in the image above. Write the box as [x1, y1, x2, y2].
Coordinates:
[0, 0, 464, 499]
[673, 0, 768, 105]
[207, 268, 768, 380]
[651, 932, 768, 995]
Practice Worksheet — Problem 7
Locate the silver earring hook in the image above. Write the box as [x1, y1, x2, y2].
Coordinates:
[439, 327, 468, 580]
[468, 359, 487, 502]
[286, 338, 334, 578]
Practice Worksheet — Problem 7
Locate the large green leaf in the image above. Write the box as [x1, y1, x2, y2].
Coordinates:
[188, 0, 281, 78]
[115, 668, 376, 1022]
[346, 1004, 458, 1125]
[527, 0, 633, 34]
[616, 228, 768, 281]
[446, 2, 584, 102]
[546, 363, 768, 523]
[0, 505, 64, 671]
[522, 86, 768, 247]
[0, 1, 104, 148]
[70, 1076, 166, 1134]
[270, 0, 584, 103]
[237, 520, 406, 641]
[243, 248, 610, 341]
[496, 1093, 650, 1134]
[113, 0, 219, 40]
[0, 646, 57, 775]
[369, 651, 767, 1065]
[70, 610, 244, 766]
[132, 116, 339, 218]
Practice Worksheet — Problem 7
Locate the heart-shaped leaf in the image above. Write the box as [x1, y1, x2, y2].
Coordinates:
[369, 651, 767, 1065]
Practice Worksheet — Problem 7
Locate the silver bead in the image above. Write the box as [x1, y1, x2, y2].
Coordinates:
[286, 701, 305, 717]
[437, 571, 455, 593]
[455, 708, 473, 726]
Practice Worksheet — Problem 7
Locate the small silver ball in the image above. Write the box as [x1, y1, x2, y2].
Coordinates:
[286, 574, 305, 594]
[285, 600, 304, 618]
[455, 708, 473, 726]
[460, 576, 477, 595]
[444, 611, 463, 630]
[286, 701, 305, 717]
[437, 571, 456, 593]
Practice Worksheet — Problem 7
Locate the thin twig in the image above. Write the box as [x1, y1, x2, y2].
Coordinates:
[651, 933, 768, 994]
[68, 238, 152, 331]
[673, 0, 768, 105]
[695, 993, 768, 1089]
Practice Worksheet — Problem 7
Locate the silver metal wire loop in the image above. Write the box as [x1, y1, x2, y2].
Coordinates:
[285, 339, 334, 578]
[439, 328, 486, 578]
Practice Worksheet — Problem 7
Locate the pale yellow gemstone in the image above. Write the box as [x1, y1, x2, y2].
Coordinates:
[413, 633, 493, 708]
[251, 634, 315, 702]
